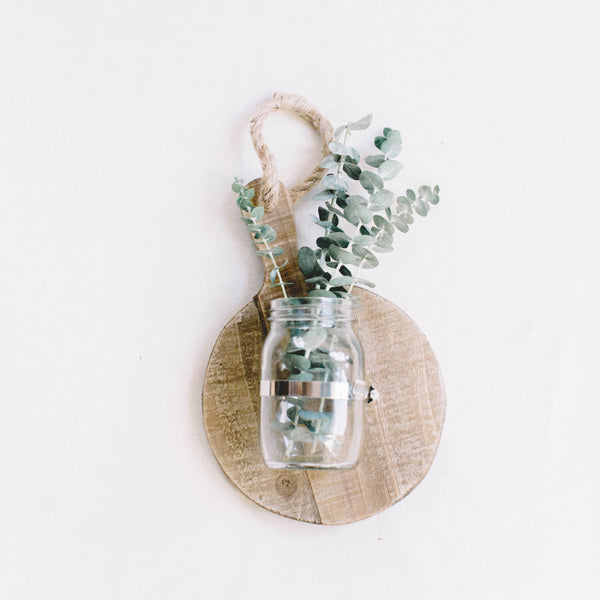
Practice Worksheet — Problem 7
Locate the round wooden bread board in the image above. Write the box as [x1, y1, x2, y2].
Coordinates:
[202, 179, 446, 525]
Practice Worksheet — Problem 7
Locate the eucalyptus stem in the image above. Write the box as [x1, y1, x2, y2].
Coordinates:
[246, 211, 288, 299]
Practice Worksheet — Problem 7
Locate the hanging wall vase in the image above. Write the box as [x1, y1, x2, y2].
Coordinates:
[203, 92, 446, 525]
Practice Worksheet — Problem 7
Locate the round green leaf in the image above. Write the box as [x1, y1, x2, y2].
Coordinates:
[369, 189, 394, 210]
[344, 204, 372, 226]
[381, 139, 402, 157]
[329, 141, 350, 155]
[334, 125, 347, 140]
[298, 247, 322, 278]
[343, 163, 361, 180]
[329, 245, 360, 265]
[282, 353, 311, 373]
[352, 244, 379, 268]
[374, 135, 386, 150]
[373, 214, 394, 235]
[413, 199, 429, 216]
[347, 195, 368, 206]
[300, 327, 327, 351]
[320, 154, 340, 169]
[359, 171, 384, 192]
[328, 231, 351, 247]
[305, 276, 329, 286]
[365, 154, 386, 168]
[352, 234, 375, 246]
[378, 159, 402, 180]
[250, 205, 264, 220]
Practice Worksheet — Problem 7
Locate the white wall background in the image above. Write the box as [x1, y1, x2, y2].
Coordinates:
[1, 1, 598, 598]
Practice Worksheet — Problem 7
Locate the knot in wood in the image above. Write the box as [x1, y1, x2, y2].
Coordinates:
[275, 473, 298, 497]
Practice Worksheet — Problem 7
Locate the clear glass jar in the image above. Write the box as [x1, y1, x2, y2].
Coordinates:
[260, 297, 368, 470]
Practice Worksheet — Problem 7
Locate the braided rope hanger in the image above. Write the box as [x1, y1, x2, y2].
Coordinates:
[249, 92, 334, 208]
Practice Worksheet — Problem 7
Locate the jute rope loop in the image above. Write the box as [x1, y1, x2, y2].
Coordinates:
[249, 92, 334, 208]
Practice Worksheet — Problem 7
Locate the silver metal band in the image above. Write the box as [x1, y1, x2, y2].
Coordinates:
[260, 379, 350, 399]
[260, 379, 372, 401]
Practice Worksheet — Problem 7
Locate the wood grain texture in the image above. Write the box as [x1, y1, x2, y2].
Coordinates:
[202, 178, 446, 525]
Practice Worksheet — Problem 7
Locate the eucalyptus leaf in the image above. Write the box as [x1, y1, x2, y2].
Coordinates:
[329, 276, 355, 286]
[378, 159, 402, 180]
[299, 409, 333, 422]
[334, 195, 348, 209]
[343, 163, 361, 180]
[418, 185, 433, 204]
[365, 154, 386, 168]
[308, 289, 338, 298]
[316, 236, 335, 250]
[329, 141, 350, 156]
[311, 218, 334, 230]
[282, 353, 311, 373]
[369, 189, 394, 210]
[392, 218, 410, 233]
[346, 195, 368, 206]
[305, 276, 329, 286]
[396, 196, 413, 214]
[381, 139, 402, 157]
[345, 146, 360, 163]
[383, 128, 402, 142]
[318, 207, 330, 221]
[237, 197, 253, 211]
[334, 125, 347, 140]
[242, 187, 255, 200]
[374, 136, 386, 150]
[250, 206, 264, 220]
[300, 327, 327, 351]
[352, 234, 375, 246]
[348, 113, 373, 130]
[352, 244, 379, 268]
[298, 247, 323, 278]
[329, 245, 361, 265]
[413, 199, 429, 216]
[373, 214, 394, 235]
[260, 226, 277, 243]
[374, 231, 393, 247]
[328, 231, 351, 246]
[359, 171, 384, 192]
[344, 203, 372, 226]
[320, 154, 340, 169]
[314, 190, 335, 201]
[322, 174, 349, 192]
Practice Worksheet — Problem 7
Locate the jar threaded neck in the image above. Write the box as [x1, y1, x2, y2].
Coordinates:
[269, 296, 359, 323]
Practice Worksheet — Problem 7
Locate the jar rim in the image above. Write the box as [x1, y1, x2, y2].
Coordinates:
[270, 295, 361, 310]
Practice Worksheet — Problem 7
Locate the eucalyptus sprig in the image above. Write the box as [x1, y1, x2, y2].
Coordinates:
[298, 119, 440, 297]
[232, 178, 293, 298]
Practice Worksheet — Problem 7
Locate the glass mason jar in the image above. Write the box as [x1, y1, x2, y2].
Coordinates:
[260, 297, 369, 470]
